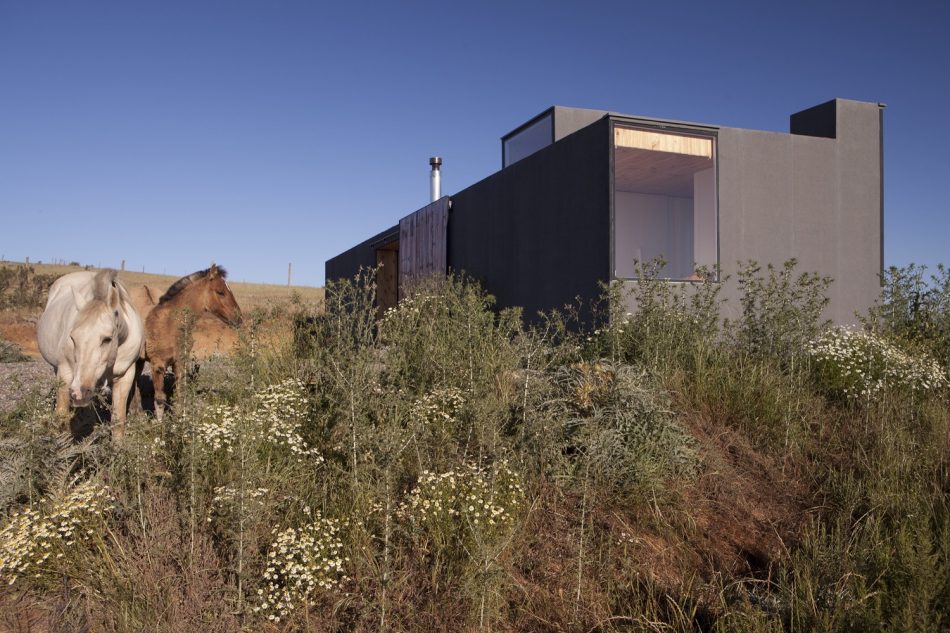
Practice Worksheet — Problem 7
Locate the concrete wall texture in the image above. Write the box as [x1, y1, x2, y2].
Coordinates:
[450, 117, 610, 321]
[711, 98, 883, 324]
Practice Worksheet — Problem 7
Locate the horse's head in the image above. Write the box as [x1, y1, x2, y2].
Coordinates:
[202, 264, 243, 327]
[65, 271, 124, 406]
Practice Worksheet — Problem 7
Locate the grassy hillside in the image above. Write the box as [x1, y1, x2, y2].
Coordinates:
[0, 262, 947, 631]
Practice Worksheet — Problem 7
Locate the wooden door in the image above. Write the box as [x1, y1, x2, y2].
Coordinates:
[376, 247, 398, 318]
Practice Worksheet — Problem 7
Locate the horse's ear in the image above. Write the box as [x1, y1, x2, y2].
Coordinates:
[108, 286, 120, 310]
[209, 263, 219, 278]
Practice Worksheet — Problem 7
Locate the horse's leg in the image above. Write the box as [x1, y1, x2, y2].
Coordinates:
[54, 365, 73, 430]
[152, 363, 167, 421]
[129, 358, 145, 413]
[110, 367, 136, 441]
[164, 360, 178, 416]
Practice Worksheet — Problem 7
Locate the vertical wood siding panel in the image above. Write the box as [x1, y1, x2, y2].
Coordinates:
[399, 198, 448, 290]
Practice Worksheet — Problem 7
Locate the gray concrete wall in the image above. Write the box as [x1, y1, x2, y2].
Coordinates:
[621, 99, 883, 325]
[834, 99, 884, 323]
[553, 106, 607, 142]
[450, 118, 611, 322]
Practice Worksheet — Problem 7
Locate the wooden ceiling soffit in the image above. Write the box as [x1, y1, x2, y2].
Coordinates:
[614, 128, 713, 158]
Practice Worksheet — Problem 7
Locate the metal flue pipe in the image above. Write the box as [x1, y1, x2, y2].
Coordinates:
[429, 156, 442, 202]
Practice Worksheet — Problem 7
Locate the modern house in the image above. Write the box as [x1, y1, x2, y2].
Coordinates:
[326, 99, 884, 324]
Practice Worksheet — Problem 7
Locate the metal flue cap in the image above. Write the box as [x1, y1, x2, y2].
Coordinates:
[429, 156, 442, 170]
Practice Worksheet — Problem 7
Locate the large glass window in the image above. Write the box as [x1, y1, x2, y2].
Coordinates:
[613, 125, 717, 280]
[503, 113, 553, 167]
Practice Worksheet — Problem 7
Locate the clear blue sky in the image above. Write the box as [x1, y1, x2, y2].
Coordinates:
[1, 1, 947, 287]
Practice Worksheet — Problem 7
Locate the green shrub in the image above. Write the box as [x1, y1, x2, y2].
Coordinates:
[867, 263, 950, 369]
[592, 259, 723, 372]
[733, 259, 832, 364]
[546, 361, 700, 495]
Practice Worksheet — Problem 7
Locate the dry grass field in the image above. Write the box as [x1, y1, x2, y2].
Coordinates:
[14, 261, 324, 309]
[0, 262, 947, 630]
[0, 261, 324, 358]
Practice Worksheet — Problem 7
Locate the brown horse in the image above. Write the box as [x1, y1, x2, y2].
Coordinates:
[144, 264, 242, 419]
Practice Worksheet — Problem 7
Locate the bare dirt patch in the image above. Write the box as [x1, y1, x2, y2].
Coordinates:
[681, 413, 809, 577]
[0, 311, 39, 358]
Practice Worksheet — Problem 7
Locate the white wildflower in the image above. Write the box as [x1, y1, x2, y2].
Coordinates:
[808, 327, 948, 400]
[0, 481, 114, 586]
[409, 387, 466, 428]
[400, 461, 524, 550]
[255, 513, 346, 623]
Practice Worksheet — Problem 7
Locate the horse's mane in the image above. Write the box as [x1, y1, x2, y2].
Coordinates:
[92, 269, 118, 301]
[159, 266, 228, 304]
[87, 269, 128, 339]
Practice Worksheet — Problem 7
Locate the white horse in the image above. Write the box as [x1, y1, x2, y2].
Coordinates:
[37, 270, 144, 440]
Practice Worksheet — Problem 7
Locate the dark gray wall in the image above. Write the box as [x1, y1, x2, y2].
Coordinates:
[553, 106, 607, 142]
[325, 224, 398, 284]
[449, 118, 611, 321]
[700, 98, 882, 324]
[833, 99, 885, 321]
[790, 99, 838, 138]
[502, 106, 607, 169]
